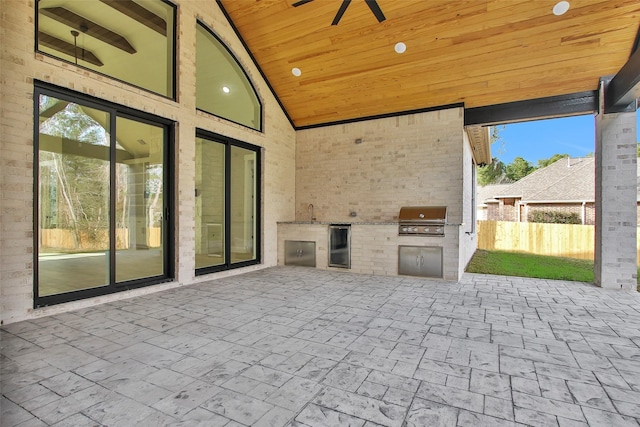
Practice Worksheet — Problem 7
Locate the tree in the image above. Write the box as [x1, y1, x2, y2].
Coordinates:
[478, 158, 509, 186]
[40, 100, 111, 250]
[505, 157, 535, 181]
[537, 153, 568, 168]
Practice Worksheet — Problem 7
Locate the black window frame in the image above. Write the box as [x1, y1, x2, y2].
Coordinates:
[33, 81, 175, 308]
[34, 0, 178, 101]
[195, 128, 262, 276]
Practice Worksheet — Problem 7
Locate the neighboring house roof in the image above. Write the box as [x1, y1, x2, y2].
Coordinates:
[480, 157, 640, 204]
[477, 184, 511, 206]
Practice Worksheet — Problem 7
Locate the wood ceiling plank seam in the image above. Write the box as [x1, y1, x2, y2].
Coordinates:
[239, 2, 632, 51]
[232, 4, 636, 49]
[427, 62, 622, 93]
[242, 21, 637, 84]
[239, 5, 636, 57]
[282, 52, 624, 90]
[258, 18, 636, 83]
[447, 2, 632, 39]
[274, 51, 624, 94]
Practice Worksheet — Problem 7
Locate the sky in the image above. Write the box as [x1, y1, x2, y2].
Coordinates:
[495, 111, 640, 166]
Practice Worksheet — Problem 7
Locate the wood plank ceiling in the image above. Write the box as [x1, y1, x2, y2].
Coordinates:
[219, 0, 640, 128]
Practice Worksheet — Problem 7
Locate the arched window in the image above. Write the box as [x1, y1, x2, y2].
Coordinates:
[196, 22, 262, 131]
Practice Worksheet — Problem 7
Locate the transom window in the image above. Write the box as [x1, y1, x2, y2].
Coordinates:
[36, 0, 176, 98]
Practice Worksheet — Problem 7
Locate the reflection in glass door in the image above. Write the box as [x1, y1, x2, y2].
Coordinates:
[231, 146, 257, 264]
[115, 117, 166, 283]
[35, 86, 172, 305]
[37, 96, 111, 296]
[195, 137, 225, 269]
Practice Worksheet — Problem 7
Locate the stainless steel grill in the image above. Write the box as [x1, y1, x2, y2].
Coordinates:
[398, 206, 447, 236]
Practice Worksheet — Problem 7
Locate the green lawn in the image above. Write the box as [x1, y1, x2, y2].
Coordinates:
[466, 249, 640, 291]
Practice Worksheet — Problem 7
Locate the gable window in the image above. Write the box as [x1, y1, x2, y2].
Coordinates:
[35, 83, 174, 306]
[195, 130, 261, 274]
[196, 22, 262, 131]
[36, 0, 176, 98]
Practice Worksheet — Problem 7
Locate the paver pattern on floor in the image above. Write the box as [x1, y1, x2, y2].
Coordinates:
[2, 266, 640, 426]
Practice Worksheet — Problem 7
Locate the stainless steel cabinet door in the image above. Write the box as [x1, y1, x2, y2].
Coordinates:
[285, 240, 316, 267]
[398, 246, 443, 278]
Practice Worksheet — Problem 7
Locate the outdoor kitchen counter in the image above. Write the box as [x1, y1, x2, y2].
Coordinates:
[277, 221, 463, 225]
[277, 221, 398, 225]
[277, 221, 462, 279]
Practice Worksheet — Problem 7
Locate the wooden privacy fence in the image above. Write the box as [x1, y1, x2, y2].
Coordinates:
[477, 220, 640, 261]
[40, 228, 162, 251]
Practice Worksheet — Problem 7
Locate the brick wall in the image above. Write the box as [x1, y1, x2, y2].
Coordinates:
[295, 108, 466, 223]
[0, 1, 296, 324]
[292, 107, 475, 281]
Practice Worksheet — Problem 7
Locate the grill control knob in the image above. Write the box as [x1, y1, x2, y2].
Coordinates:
[424, 227, 430, 233]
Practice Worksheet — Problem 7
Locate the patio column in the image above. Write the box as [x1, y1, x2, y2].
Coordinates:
[594, 88, 637, 290]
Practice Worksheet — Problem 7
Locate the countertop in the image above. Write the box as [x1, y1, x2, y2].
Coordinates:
[278, 221, 397, 225]
[278, 221, 464, 226]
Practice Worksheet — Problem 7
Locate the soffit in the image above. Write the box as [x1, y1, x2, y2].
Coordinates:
[219, 0, 640, 128]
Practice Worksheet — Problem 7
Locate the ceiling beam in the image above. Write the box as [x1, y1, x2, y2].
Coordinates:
[464, 92, 598, 127]
[38, 32, 103, 67]
[604, 31, 640, 113]
[39, 100, 69, 119]
[40, 7, 136, 54]
[39, 134, 133, 163]
[98, 0, 167, 37]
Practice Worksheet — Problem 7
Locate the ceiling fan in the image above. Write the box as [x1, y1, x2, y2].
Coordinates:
[292, 0, 386, 26]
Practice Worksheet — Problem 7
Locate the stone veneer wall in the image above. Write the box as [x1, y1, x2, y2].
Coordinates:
[0, 1, 296, 324]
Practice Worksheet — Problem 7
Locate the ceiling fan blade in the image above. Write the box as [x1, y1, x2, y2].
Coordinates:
[365, 0, 386, 22]
[292, 0, 313, 7]
[331, 0, 351, 25]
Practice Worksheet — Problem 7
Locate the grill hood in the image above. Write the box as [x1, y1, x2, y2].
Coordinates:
[398, 206, 447, 223]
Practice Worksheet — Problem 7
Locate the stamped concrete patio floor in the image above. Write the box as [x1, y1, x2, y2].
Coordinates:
[2, 267, 640, 427]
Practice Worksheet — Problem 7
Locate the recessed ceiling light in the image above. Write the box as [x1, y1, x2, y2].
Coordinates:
[292, 67, 302, 77]
[394, 42, 407, 54]
[222, 86, 230, 93]
[553, 1, 570, 16]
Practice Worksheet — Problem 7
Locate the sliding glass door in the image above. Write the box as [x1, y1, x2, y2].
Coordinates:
[35, 85, 173, 305]
[195, 131, 260, 274]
